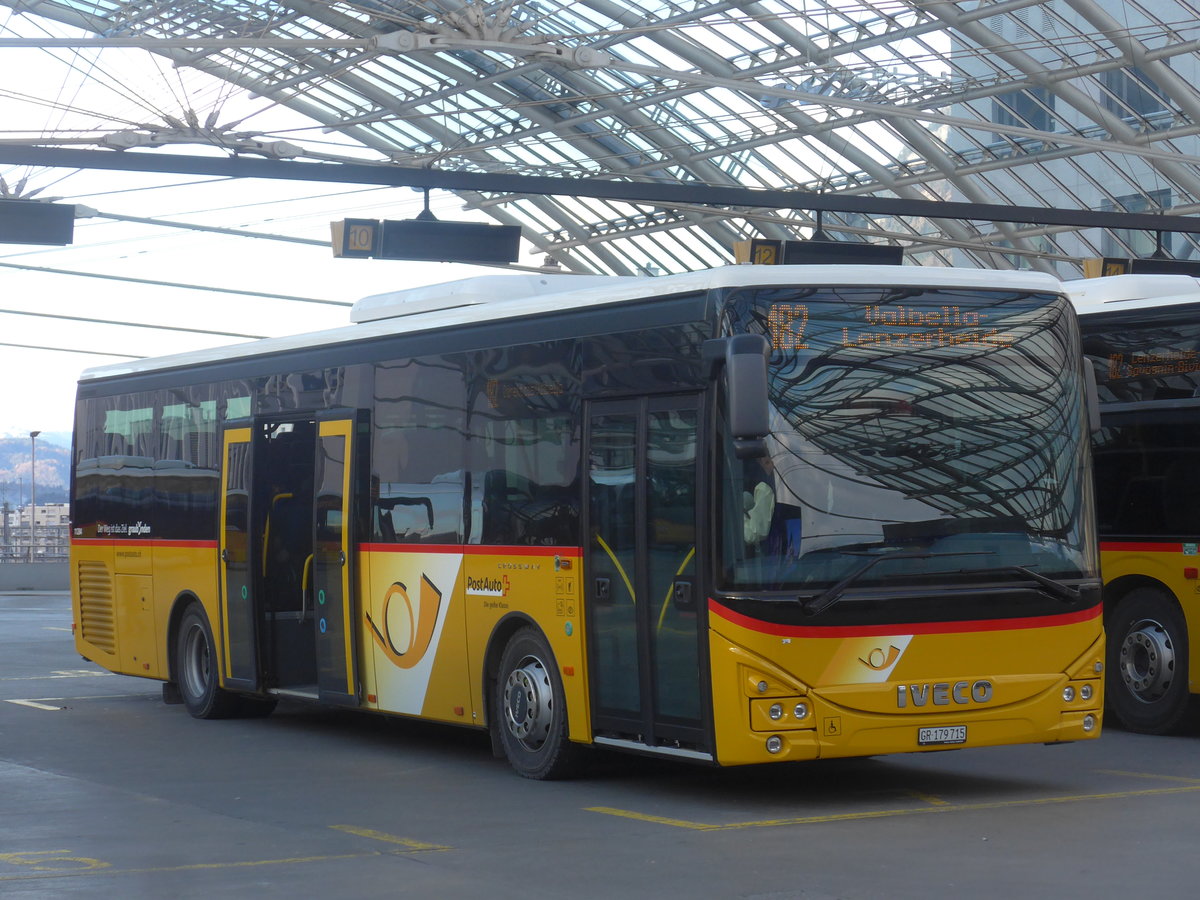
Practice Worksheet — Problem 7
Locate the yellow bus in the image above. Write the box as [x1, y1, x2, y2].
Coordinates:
[71, 265, 1103, 778]
[1069, 273, 1200, 733]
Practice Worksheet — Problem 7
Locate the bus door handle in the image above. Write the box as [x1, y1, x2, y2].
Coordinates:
[301, 554, 314, 621]
[672, 578, 696, 612]
[595, 577, 612, 605]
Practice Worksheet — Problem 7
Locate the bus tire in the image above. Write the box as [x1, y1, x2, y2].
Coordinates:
[176, 603, 240, 720]
[1107, 587, 1190, 734]
[494, 627, 581, 780]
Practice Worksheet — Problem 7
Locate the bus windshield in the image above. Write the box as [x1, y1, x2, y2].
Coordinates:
[717, 285, 1096, 594]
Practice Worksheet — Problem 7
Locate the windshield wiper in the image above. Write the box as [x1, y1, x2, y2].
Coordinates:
[987, 565, 1081, 604]
[800, 550, 991, 617]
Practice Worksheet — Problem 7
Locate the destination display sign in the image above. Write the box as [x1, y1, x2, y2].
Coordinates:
[1105, 349, 1200, 381]
[768, 302, 1017, 352]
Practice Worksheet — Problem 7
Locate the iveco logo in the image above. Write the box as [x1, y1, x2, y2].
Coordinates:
[897, 680, 993, 708]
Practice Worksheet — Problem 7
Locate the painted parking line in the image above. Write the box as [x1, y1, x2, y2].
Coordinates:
[0, 670, 114, 682]
[0, 850, 386, 883]
[0, 829, 453, 883]
[1096, 769, 1200, 784]
[329, 825, 452, 852]
[4, 694, 152, 711]
[5, 700, 64, 711]
[586, 782, 1200, 831]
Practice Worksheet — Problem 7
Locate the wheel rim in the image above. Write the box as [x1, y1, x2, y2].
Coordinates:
[1119, 618, 1176, 703]
[502, 654, 553, 751]
[180, 621, 211, 700]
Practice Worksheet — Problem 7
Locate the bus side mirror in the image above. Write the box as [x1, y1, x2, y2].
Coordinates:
[705, 334, 771, 458]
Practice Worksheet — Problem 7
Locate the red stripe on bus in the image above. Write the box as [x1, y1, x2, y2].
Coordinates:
[708, 598, 1101, 638]
[72, 537, 583, 557]
[358, 543, 582, 557]
[1099, 541, 1186, 553]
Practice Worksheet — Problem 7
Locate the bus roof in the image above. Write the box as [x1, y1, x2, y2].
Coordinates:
[1064, 274, 1200, 315]
[80, 264, 1063, 382]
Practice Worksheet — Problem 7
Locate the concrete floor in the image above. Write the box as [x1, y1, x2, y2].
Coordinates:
[3, 589, 1200, 899]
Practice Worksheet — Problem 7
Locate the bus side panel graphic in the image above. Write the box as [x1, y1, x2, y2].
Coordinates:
[363, 548, 466, 721]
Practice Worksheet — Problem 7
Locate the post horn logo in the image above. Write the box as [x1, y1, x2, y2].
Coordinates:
[366, 575, 443, 670]
[859, 644, 902, 671]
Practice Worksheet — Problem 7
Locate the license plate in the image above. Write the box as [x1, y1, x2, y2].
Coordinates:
[918, 725, 967, 746]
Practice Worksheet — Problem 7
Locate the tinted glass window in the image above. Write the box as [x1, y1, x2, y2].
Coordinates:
[1093, 410, 1200, 537]
[718, 286, 1096, 594]
[372, 356, 467, 544]
[468, 343, 581, 546]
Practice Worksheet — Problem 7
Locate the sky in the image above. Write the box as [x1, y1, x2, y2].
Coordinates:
[1, 169, 503, 444]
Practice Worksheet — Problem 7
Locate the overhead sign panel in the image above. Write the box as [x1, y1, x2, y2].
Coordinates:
[0, 199, 75, 245]
[1084, 256, 1200, 278]
[330, 218, 380, 258]
[734, 238, 902, 266]
[332, 218, 520, 264]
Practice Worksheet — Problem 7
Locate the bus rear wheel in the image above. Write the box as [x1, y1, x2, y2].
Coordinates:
[176, 603, 241, 719]
[1107, 587, 1190, 734]
[494, 627, 581, 780]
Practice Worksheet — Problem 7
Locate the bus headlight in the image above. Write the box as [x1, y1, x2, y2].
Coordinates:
[793, 702, 810, 720]
[769, 703, 784, 721]
[1080, 683, 1093, 701]
[1083, 714, 1096, 733]
[1062, 686, 1075, 702]
[766, 735, 783, 754]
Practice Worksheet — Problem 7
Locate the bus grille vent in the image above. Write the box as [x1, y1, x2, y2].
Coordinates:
[78, 560, 116, 654]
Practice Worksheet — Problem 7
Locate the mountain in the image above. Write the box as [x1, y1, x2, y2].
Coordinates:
[0, 437, 70, 506]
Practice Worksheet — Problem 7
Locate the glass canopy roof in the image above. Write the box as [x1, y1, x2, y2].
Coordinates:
[2, 0, 1199, 277]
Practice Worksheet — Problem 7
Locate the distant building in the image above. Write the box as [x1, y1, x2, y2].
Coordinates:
[1, 502, 70, 560]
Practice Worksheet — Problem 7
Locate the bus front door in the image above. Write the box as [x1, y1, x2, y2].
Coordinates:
[221, 414, 363, 704]
[310, 414, 361, 706]
[219, 425, 260, 692]
[585, 395, 709, 757]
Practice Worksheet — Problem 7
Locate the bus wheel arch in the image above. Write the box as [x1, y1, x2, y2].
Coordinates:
[1104, 580, 1190, 734]
[164, 592, 204, 703]
[174, 599, 241, 719]
[483, 614, 531, 758]
[486, 617, 581, 779]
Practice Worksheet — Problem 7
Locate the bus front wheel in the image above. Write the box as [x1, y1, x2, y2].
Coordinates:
[1107, 587, 1190, 734]
[494, 627, 581, 779]
[176, 604, 241, 719]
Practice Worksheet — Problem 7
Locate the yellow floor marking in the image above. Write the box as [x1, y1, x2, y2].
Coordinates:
[1096, 769, 1200, 784]
[0, 852, 382, 882]
[329, 825, 451, 851]
[586, 807, 718, 831]
[587, 783, 1200, 831]
[906, 791, 951, 806]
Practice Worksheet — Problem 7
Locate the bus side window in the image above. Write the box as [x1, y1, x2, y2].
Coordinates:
[1116, 476, 1163, 535]
[1163, 456, 1200, 534]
